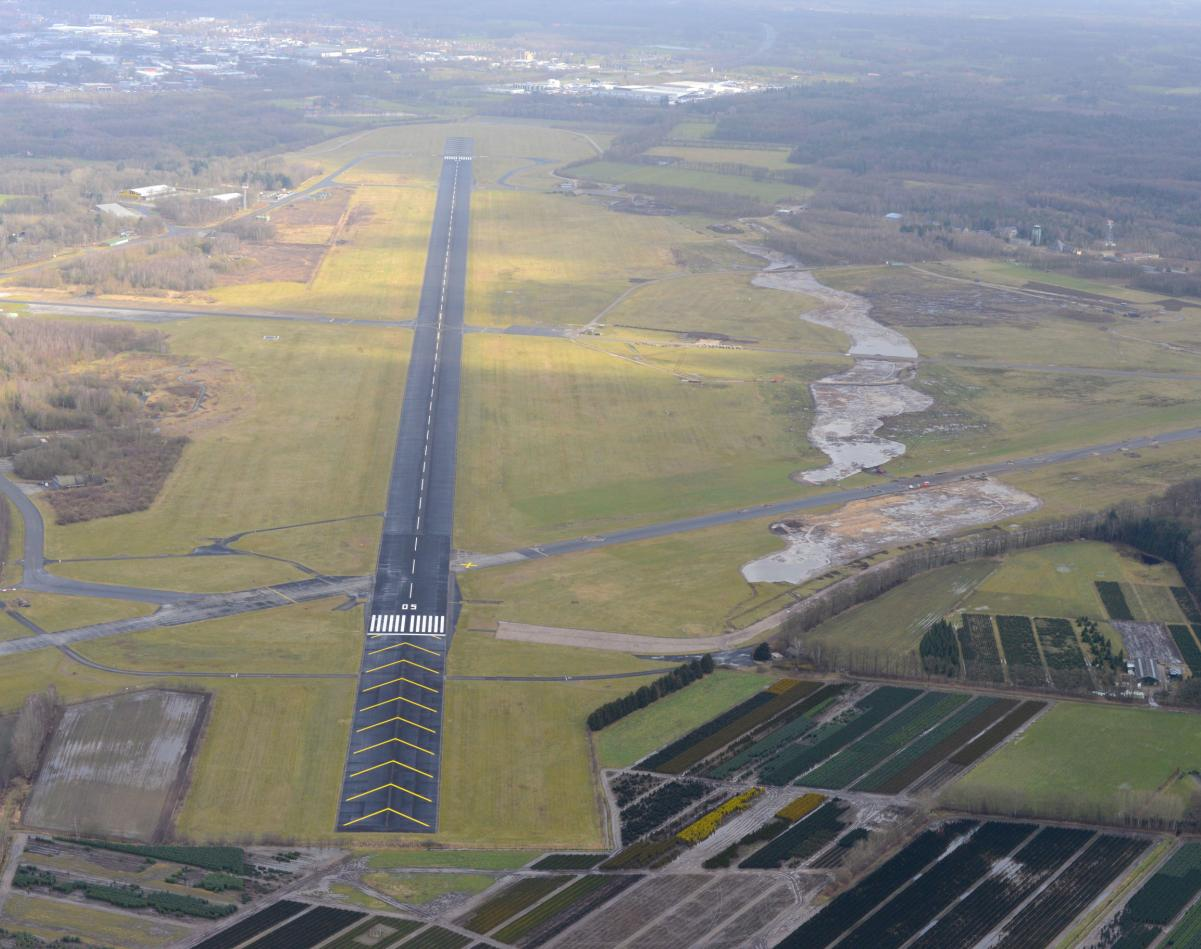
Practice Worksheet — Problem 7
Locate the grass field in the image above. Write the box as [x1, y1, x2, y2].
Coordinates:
[361, 871, 495, 904]
[806, 560, 1000, 657]
[960, 541, 1182, 620]
[454, 334, 834, 551]
[51, 554, 305, 594]
[570, 160, 808, 203]
[594, 670, 770, 768]
[364, 850, 539, 870]
[945, 701, 1201, 821]
[467, 188, 710, 328]
[74, 598, 362, 674]
[230, 515, 382, 577]
[10, 592, 158, 635]
[43, 318, 408, 565]
[0, 892, 189, 947]
[447, 632, 665, 677]
[457, 513, 788, 637]
[645, 145, 798, 171]
[211, 185, 434, 319]
[598, 270, 847, 347]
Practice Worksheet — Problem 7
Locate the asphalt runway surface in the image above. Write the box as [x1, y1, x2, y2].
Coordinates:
[335, 138, 472, 834]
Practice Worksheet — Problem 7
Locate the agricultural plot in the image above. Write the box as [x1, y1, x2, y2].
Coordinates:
[622, 875, 771, 949]
[528, 854, 605, 871]
[551, 874, 709, 947]
[737, 799, 848, 869]
[322, 918, 423, 949]
[908, 826, 1094, 949]
[1034, 617, 1093, 690]
[1098, 580, 1137, 620]
[1166, 894, 1201, 947]
[961, 613, 1005, 682]
[701, 793, 824, 869]
[491, 873, 641, 947]
[996, 615, 1048, 687]
[1174, 587, 1201, 623]
[1170, 625, 1201, 674]
[192, 900, 310, 949]
[991, 835, 1151, 947]
[598, 838, 678, 871]
[796, 691, 968, 789]
[394, 927, 472, 949]
[639, 679, 822, 774]
[1114, 619, 1184, 668]
[458, 876, 572, 934]
[618, 779, 712, 842]
[853, 696, 1012, 794]
[23, 689, 207, 841]
[1108, 843, 1201, 945]
[242, 906, 365, 948]
[759, 686, 921, 786]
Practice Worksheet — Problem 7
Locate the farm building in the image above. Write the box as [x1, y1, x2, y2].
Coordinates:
[207, 192, 243, 204]
[93, 202, 141, 219]
[1134, 657, 1159, 684]
[125, 184, 175, 200]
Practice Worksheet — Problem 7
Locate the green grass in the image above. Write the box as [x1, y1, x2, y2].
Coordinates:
[595, 670, 770, 768]
[328, 883, 394, 911]
[43, 319, 408, 565]
[361, 871, 495, 905]
[961, 541, 1183, 620]
[807, 560, 999, 657]
[571, 160, 808, 202]
[51, 554, 304, 594]
[668, 121, 717, 141]
[73, 598, 362, 674]
[3, 592, 157, 635]
[944, 701, 1201, 821]
[1, 892, 189, 947]
[457, 513, 789, 638]
[645, 145, 797, 171]
[364, 850, 539, 870]
[447, 631, 665, 677]
[454, 333, 833, 551]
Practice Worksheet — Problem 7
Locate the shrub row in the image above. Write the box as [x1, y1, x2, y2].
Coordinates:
[642, 679, 822, 774]
[65, 839, 246, 874]
[494, 874, 640, 948]
[1173, 586, 1201, 623]
[638, 690, 776, 772]
[738, 800, 847, 869]
[948, 701, 1046, 767]
[960, 613, 1005, 682]
[1097, 580, 1136, 620]
[676, 788, 763, 845]
[598, 838, 678, 870]
[15, 865, 234, 919]
[586, 654, 714, 731]
[460, 876, 572, 934]
[996, 615, 1046, 687]
[776, 792, 825, 822]
[919, 619, 961, 677]
[1170, 626, 1201, 675]
[618, 779, 711, 842]
[1124, 843, 1201, 926]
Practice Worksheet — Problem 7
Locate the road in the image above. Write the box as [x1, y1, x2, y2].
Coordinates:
[335, 138, 472, 834]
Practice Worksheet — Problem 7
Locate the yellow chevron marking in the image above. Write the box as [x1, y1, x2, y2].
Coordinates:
[342, 807, 430, 829]
[365, 676, 439, 695]
[358, 695, 437, 714]
[357, 715, 436, 735]
[364, 658, 439, 675]
[355, 736, 435, 756]
[349, 759, 433, 780]
[345, 783, 433, 804]
[367, 640, 440, 657]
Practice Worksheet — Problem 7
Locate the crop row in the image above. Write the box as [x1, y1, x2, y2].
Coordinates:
[394, 927, 471, 949]
[1165, 891, 1201, 947]
[993, 834, 1151, 948]
[459, 876, 572, 934]
[323, 918, 422, 949]
[1170, 626, 1201, 675]
[843, 821, 1037, 947]
[13, 866, 235, 919]
[1173, 586, 1201, 623]
[853, 696, 1008, 794]
[775, 820, 980, 948]
[996, 615, 1047, 687]
[760, 686, 921, 785]
[738, 800, 847, 869]
[245, 906, 366, 949]
[193, 900, 309, 949]
[619, 778, 711, 842]
[704, 683, 847, 779]
[529, 853, 604, 871]
[609, 771, 662, 808]
[959, 615, 1005, 682]
[493, 873, 640, 947]
[908, 826, 1094, 949]
[1124, 843, 1201, 926]
[676, 787, 763, 845]
[1097, 580, 1136, 621]
[599, 838, 677, 870]
[777, 792, 825, 822]
[797, 691, 968, 790]
[643, 682, 821, 778]
[65, 838, 247, 874]
[810, 827, 871, 869]
[949, 700, 1046, 766]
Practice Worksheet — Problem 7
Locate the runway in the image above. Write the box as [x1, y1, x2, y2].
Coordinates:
[336, 139, 472, 833]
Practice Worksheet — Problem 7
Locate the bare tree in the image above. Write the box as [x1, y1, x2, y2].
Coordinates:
[10, 685, 61, 780]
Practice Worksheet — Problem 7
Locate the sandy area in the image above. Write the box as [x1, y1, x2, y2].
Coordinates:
[738, 243, 930, 483]
[741, 479, 1041, 585]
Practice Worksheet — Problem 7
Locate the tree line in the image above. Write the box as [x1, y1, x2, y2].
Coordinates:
[587, 654, 715, 731]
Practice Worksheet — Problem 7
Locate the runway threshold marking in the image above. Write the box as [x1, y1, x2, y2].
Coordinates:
[364, 658, 439, 675]
[367, 640, 440, 657]
[356, 736, 435, 756]
[357, 714, 436, 735]
[350, 759, 434, 780]
[359, 695, 438, 714]
[345, 782, 433, 804]
[343, 807, 430, 829]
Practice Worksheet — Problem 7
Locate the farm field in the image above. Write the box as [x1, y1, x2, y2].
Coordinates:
[945, 701, 1201, 822]
[0, 892, 190, 947]
[41, 318, 409, 565]
[7, 591, 158, 635]
[644, 144, 799, 171]
[360, 871, 494, 906]
[446, 631, 664, 678]
[51, 553, 305, 594]
[73, 598, 362, 674]
[24, 689, 207, 840]
[228, 515, 382, 578]
[454, 333, 834, 551]
[569, 159, 810, 202]
[364, 851, 540, 870]
[594, 670, 770, 768]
